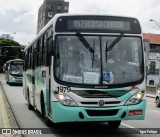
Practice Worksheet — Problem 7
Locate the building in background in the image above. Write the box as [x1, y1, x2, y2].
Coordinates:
[0, 34, 14, 40]
[37, 0, 69, 33]
[143, 33, 160, 93]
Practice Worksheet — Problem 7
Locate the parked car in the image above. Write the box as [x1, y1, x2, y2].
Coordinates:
[156, 88, 160, 107]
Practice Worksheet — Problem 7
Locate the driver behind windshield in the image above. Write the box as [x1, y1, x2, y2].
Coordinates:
[107, 51, 121, 63]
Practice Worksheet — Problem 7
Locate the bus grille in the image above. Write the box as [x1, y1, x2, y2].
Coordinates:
[81, 95, 114, 98]
[81, 101, 121, 105]
[86, 109, 119, 116]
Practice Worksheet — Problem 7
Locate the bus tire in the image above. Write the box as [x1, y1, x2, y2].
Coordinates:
[108, 121, 121, 128]
[156, 97, 160, 107]
[6, 79, 9, 84]
[46, 117, 53, 127]
[41, 93, 45, 117]
[41, 93, 52, 127]
[27, 90, 34, 110]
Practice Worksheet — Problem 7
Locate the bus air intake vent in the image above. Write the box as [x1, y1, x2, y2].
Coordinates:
[86, 109, 119, 116]
[71, 90, 129, 98]
[81, 101, 121, 105]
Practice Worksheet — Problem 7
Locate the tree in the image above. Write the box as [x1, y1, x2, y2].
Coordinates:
[0, 38, 23, 72]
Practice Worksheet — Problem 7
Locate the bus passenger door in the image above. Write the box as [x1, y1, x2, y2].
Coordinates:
[46, 33, 53, 116]
[32, 47, 36, 107]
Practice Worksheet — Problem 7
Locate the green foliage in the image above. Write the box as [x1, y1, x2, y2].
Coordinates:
[0, 38, 20, 46]
[0, 38, 23, 71]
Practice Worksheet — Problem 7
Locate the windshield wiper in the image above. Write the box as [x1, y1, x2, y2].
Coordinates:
[105, 33, 124, 52]
[76, 32, 94, 53]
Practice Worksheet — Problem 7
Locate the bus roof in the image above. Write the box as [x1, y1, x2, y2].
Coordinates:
[6, 59, 23, 64]
[25, 13, 141, 51]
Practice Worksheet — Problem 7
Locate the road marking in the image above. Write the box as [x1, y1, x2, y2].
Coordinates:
[121, 123, 135, 128]
[150, 110, 160, 114]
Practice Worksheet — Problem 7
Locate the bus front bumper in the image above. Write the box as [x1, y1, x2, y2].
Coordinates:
[9, 79, 23, 84]
[51, 100, 146, 123]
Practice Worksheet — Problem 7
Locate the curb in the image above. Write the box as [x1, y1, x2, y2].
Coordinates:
[0, 82, 13, 137]
[0, 82, 21, 137]
[146, 94, 156, 99]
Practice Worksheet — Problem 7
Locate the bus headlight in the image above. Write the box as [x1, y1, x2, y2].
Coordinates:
[10, 75, 15, 80]
[125, 90, 145, 105]
[59, 94, 65, 100]
[58, 93, 77, 106]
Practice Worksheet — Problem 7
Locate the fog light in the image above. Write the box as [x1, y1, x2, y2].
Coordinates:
[63, 99, 72, 105]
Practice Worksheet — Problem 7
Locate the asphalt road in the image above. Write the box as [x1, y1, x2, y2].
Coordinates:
[0, 73, 160, 137]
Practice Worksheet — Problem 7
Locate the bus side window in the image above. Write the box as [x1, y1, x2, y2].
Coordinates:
[29, 47, 31, 69]
[47, 26, 54, 57]
[25, 51, 27, 70]
[27, 49, 29, 69]
[37, 39, 41, 67]
[46, 26, 53, 67]
[39, 38, 43, 67]
[42, 34, 47, 66]
[46, 36, 53, 66]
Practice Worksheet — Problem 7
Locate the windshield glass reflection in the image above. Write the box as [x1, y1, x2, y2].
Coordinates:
[10, 64, 23, 75]
[102, 36, 143, 84]
[55, 35, 143, 85]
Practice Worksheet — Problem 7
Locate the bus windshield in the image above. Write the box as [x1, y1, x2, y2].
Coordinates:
[55, 35, 143, 85]
[10, 63, 23, 76]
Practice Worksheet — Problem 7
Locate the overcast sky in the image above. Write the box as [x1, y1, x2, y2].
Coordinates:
[0, 0, 160, 45]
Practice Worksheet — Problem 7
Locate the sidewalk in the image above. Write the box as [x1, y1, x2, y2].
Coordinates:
[0, 82, 14, 137]
[146, 93, 156, 98]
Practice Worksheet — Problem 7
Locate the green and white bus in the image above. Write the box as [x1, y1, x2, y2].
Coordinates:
[5, 59, 23, 85]
[23, 14, 146, 127]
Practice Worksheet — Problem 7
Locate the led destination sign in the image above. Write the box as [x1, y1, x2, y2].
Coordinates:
[11, 61, 23, 64]
[68, 20, 130, 31]
[55, 16, 141, 34]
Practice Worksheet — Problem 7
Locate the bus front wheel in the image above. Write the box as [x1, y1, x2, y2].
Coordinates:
[156, 97, 160, 107]
[108, 121, 121, 128]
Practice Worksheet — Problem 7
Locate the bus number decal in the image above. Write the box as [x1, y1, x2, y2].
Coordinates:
[57, 86, 71, 93]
